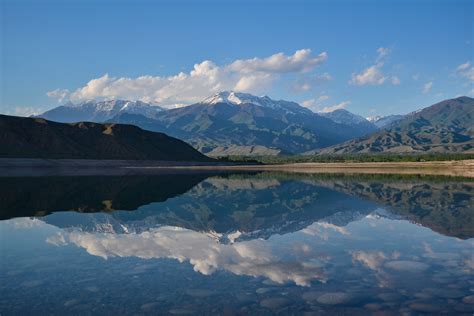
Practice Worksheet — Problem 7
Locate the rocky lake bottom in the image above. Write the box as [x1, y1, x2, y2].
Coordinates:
[0, 171, 473, 315]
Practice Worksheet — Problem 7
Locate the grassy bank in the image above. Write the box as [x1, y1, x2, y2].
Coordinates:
[217, 153, 474, 164]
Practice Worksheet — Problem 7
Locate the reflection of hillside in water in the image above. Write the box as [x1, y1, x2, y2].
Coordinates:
[0, 173, 213, 219]
[1, 173, 472, 240]
[311, 177, 474, 239]
[43, 175, 379, 242]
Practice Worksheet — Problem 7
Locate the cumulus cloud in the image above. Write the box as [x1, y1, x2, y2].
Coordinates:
[1, 106, 44, 117]
[300, 95, 350, 113]
[320, 101, 351, 113]
[391, 76, 401, 85]
[376, 47, 391, 60]
[228, 49, 327, 74]
[301, 95, 330, 112]
[46, 88, 70, 102]
[349, 47, 399, 86]
[47, 49, 328, 108]
[456, 61, 474, 81]
[350, 63, 387, 86]
[422, 81, 433, 94]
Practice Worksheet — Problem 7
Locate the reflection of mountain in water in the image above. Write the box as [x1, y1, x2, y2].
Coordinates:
[0, 173, 212, 219]
[1, 173, 472, 240]
[44, 175, 379, 242]
[313, 178, 474, 239]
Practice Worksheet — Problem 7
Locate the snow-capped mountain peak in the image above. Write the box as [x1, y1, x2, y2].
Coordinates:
[319, 109, 370, 125]
[200, 91, 310, 114]
[201, 91, 271, 106]
[39, 99, 164, 123]
[366, 114, 405, 128]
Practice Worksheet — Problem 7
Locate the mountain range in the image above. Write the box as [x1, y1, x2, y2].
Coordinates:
[36, 92, 474, 156]
[39, 91, 379, 155]
[0, 114, 211, 161]
[320, 109, 377, 135]
[38, 99, 164, 123]
[320, 96, 474, 154]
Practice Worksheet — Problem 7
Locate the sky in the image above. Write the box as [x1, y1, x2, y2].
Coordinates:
[1, 0, 473, 117]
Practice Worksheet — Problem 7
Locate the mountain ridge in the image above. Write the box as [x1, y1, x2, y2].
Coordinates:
[0, 114, 211, 161]
[107, 92, 378, 154]
[39, 99, 164, 123]
[319, 96, 474, 154]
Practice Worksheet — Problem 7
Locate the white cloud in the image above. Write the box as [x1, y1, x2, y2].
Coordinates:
[320, 101, 350, 113]
[350, 47, 399, 87]
[422, 81, 433, 94]
[1, 106, 44, 117]
[350, 63, 387, 86]
[228, 49, 327, 74]
[301, 95, 330, 112]
[456, 61, 474, 81]
[46, 88, 70, 102]
[301, 95, 350, 113]
[47, 49, 328, 108]
[376, 47, 391, 61]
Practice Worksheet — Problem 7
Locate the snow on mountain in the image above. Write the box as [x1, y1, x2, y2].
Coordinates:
[39, 99, 164, 123]
[200, 91, 310, 114]
[319, 109, 371, 126]
[68, 100, 163, 118]
[367, 114, 405, 128]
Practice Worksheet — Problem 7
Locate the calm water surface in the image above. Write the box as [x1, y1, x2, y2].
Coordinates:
[0, 172, 473, 315]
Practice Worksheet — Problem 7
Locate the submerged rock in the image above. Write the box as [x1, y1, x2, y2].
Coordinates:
[260, 298, 291, 309]
[141, 302, 159, 312]
[169, 308, 195, 315]
[409, 301, 444, 313]
[185, 289, 214, 298]
[316, 292, 355, 305]
[302, 291, 325, 302]
[463, 295, 474, 304]
[454, 303, 474, 312]
[384, 261, 429, 272]
[64, 299, 80, 307]
[377, 292, 403, 302]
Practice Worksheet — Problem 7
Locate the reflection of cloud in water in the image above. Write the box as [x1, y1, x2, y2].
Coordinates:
[302, 222, 349, 240]
[351, 251, 387, 270]
[10, 211, 470, 291]
[48, 226, 327, 286]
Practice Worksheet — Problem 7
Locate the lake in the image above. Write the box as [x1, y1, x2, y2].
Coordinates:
[1, 171, 473, 315]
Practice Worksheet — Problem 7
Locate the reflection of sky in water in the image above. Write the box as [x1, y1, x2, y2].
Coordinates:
[1, 213, 473, 314]
[0, 175, 473, 315]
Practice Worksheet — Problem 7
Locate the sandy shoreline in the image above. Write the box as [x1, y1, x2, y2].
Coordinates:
[129, 160, 474, 177]
[1, 158, 473, 177]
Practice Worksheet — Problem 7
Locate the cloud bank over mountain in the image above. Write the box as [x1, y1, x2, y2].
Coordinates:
[47, 49, 328, 109]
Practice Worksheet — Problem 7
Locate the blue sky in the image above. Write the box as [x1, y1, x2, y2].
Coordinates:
[1, 0, 473, 117]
